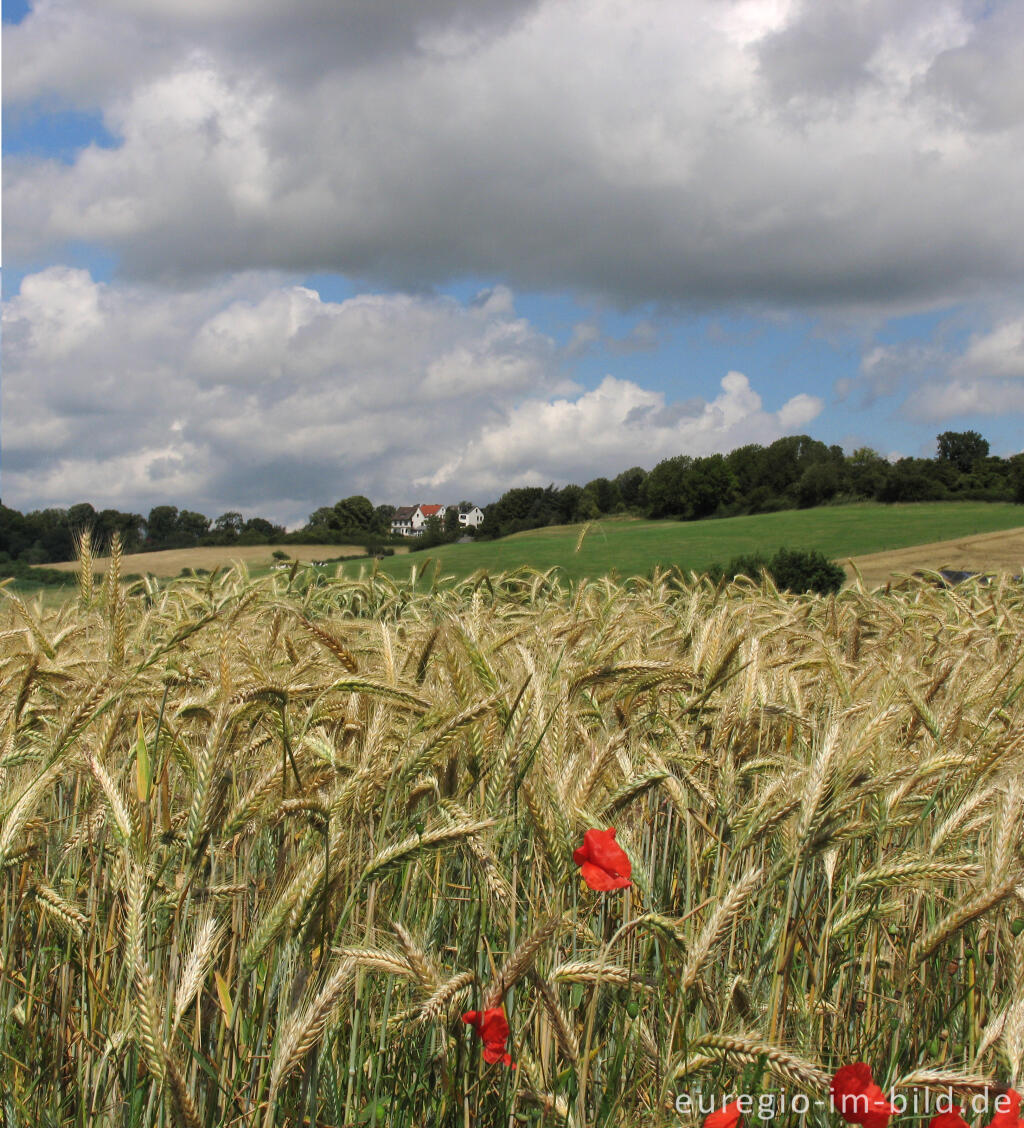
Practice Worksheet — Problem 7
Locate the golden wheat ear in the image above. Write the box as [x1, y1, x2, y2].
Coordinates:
[75, 525, 94, 606]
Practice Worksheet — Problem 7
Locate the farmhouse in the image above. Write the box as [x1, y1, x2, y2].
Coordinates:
[390, 504, 445, 537]
[389, 502, 484, 537]
[454, 503, 484, 529]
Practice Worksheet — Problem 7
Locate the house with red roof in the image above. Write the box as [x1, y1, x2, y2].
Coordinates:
[390, 503, 447, 537]
[390, 502, 485, 537]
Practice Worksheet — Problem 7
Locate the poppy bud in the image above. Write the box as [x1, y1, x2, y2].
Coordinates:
[1011, 919, 1024, 937]
[625, 998, 640, 1018]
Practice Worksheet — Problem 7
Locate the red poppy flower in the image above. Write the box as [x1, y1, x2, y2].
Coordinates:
[930, 1108, 971, 1128]
[986, 1090, 1023, 1128]
[830, 1064, 895, 1128]
[573, 827, 632, 891]
[705, 1099, 742, 1128]
[461, 1007, 515, 1068]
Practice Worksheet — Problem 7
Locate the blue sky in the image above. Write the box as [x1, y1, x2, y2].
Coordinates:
[4, 0, 1024, 523]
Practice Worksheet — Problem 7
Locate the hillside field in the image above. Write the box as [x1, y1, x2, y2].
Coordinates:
[2, 565, 1023, 1125]
[342, 502, 1024, 584]
[35, 542, 407, 578]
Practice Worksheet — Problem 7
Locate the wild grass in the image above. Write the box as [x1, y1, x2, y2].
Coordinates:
[1, 558, 1023, 1126]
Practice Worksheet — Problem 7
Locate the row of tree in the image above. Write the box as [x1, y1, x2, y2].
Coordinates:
[2, 431, 1021, 566]
[477, 431, 1024, 538]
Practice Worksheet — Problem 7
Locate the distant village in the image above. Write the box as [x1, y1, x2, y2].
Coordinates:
[389, 502, 484, 537]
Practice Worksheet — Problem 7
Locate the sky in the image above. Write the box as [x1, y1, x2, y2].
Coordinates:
[3, 0, 1024, 526]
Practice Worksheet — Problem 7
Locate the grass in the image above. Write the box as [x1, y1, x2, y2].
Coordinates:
[343, 502, 1024, 584]
[2, 557, 1023, 1126]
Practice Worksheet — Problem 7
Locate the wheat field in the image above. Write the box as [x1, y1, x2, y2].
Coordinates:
[2, 543, 1023, 1126]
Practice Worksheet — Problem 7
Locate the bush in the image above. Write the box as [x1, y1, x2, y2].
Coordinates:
[271, 550, 290, 560]
[709, 546, 845, 596]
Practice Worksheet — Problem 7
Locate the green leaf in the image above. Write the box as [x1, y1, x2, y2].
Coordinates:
[134, 711, 152, 803]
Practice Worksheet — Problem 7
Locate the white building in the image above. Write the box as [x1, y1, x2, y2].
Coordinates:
[455, 503, 484, 529]
[389, 502, 484, 536]
[390, 504, 446, 537]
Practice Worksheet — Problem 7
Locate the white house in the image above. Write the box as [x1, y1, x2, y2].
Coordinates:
[390, 504, 446, 537]
[389, 502, 484, 537]
[455, 503, 484, 529]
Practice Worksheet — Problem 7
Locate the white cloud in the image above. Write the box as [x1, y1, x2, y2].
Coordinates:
[2, 268, 822, 521]
[901, 314, 1024, 419]
[418, 372, 822, 492]
[6, 0, 1024, 309]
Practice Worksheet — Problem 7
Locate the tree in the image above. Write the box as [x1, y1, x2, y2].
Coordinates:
[878, 459, 944, 503]
[213, 512, 244, 539]
[333, 495, 375, 533]
[681, 454, 738, 518]
[373, 504, 396, 534]
[725, 444, 767, 501]
[178, 510, 211, 540]
[846, 447, 889, 499]
[1009, 454, 1024, 504]
[146, 506, 180, 545]
[243, 516, 281, 539]
[644, 455, 693, 518]
[614, 467, 647, 509]
[584, 477, 621, 513]
[937, 430, 989, 473]
[67, 502, 98, 531]
[796, 462, 840, 508]
[417, 514, 446, 548]
[444, 507, 460, 539]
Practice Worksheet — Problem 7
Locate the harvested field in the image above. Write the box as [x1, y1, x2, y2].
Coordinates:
[845, 524, 1024, 587]
[2, 564, 1023, 1125]
[33, 543, 407, 577]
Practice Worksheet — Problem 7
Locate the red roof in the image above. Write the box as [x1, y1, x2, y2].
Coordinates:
[419, 504, 444, 516]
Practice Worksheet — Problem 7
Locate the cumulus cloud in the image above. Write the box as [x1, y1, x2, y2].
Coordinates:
[5, 0, 1024, 308]
[420, 371, 822, 492]
[902, 315, 1024, 419]
[2, 268, 821, 521]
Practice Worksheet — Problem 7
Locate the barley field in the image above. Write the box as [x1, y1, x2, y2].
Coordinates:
[2, 544, 1023, 1127]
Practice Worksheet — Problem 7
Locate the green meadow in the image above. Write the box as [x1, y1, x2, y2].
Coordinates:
[340, 501, 1024, 584]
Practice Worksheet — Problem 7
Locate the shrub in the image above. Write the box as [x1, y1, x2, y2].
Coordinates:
[709, 546, 845, 595]
[271, 550, 290, 560]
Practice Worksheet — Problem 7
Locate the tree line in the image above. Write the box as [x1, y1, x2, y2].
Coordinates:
[477, 431, 1024, 539]
[2, 430, 1021, 569]
[0, 496, 401, 568]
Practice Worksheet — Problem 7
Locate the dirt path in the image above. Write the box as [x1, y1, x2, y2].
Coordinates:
[845, 525, 1024, 588]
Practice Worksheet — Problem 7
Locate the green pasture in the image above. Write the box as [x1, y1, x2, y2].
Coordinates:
[338, 501, 1024, 584]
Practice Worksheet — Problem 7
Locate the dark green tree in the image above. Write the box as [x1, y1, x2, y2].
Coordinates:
[614, 467, 647, 509]
[417, 514, 446, 548]
[937, 431, 989, 473]
[243, 516, 281, 538]
[584, 477, 621, 513]
[373, 504, 396, 534]
[213, 511, 244, 539]
[681, 454, 738, 518]
[146, 506, 180, 545]
[178, 510, 211, 540]
[67, 502, 98, 531]
[333, 495, 375, 532]
[643, 455, 693, 518]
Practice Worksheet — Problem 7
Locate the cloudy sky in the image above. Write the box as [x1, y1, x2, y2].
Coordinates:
[4, 0, 1024, 525]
